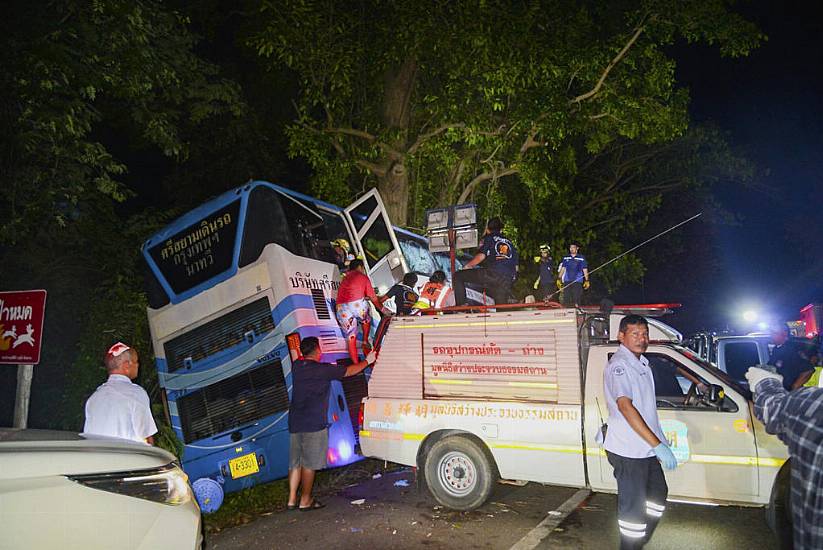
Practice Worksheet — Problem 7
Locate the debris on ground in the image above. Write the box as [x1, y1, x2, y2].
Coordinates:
[350, 499, 366, 505]
[394, 479, 410, 487]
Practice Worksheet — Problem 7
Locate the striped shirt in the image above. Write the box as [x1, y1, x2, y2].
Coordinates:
[753, 379, 823, 549]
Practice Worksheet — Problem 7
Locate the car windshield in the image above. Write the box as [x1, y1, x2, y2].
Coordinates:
[670, 344, 753, 401]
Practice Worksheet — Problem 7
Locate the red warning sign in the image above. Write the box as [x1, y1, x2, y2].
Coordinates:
[0, 290, 47, 365]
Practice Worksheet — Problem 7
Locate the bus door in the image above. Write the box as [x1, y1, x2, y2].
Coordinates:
[343, 189, 407, 293]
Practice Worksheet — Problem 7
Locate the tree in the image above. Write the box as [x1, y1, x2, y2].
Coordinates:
[250, 0, 761, 227]
[0, 0, 242, 244]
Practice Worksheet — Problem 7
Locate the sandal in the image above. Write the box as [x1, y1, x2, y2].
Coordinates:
[286, 503, 298, 511]
[298, 499, 325, 512]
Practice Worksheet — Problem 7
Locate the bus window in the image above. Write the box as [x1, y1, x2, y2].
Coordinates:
[349, 195, 378, 232]
[398, 235, 436, 274]
[360, 215, 394, 266]
[239, 186, 295, 267]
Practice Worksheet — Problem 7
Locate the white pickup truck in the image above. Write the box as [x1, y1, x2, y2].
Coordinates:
[359, 305, 791, 534]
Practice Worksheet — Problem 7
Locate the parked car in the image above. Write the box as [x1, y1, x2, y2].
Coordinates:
[0, 429, 202, 550]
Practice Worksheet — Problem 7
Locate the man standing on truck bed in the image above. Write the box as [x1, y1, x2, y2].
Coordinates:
[452, 217, 518, 306]
[602, 315, 678, 549]
[557, 243, 589, 306]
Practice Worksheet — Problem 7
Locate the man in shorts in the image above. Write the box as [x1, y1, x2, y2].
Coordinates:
[336, 258, 391, 362]
[287, 336, 376, 511]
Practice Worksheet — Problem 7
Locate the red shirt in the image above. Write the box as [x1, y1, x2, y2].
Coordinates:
[337, 270, 378, 304]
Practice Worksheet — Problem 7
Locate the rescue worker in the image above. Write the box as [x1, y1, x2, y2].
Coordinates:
[453, 217, 518, 306]
[381, 272, 419, 316]
[415, 270, 455, 310]
[601, 315, 678, 549]
[335, 259, 391, 363]
[557, 243, 589, 307]
[746, 366, 823, 549]
[768, 323, 815, 390]
[331, 238, 354, 272]
[288, 337, 376, 511]
[533, 243, 554, 301]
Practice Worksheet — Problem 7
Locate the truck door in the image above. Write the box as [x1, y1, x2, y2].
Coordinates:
[648, 348, 759, 501]
[343, 189, 408, 294]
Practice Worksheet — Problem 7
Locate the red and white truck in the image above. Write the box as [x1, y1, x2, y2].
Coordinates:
[359, 304, 790, 533]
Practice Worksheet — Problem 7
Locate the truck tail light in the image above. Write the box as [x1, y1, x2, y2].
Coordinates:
[286, 332, 302, 361]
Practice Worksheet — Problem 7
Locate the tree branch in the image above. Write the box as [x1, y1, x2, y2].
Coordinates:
[407, 123, 465, 155]
[354, 159, 387, 177]
[324, 127, 377, 142]
[458, 166, 519, 203]
[569, 18, 649, 105]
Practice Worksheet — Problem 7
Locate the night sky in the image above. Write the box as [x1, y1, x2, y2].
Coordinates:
[665, 0, 823, 332]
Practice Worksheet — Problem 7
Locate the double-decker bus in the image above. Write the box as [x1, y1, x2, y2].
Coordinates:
[141, 181, 411, 507]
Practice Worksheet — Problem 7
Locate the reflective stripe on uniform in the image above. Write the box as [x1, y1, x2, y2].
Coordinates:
[618, 519, 647, 539]
[646, 500, 665, 517]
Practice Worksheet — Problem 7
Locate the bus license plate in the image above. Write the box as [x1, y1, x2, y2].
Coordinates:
[229, 453, 259, 479]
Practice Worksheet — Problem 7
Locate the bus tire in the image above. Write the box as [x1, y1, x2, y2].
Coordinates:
[766, 460, 793, 549]
[424, 435, 497, 511]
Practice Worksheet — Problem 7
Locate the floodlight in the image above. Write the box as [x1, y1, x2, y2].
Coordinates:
[428, 232, 450, 252]
[453, 204, 477, 227]
[454, 228, 478, 250]
[425, 208, 449, 230]
[742, 310, 757, 322]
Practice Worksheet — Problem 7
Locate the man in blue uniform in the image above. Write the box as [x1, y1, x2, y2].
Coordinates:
[768, 324, 814, 390]
[287, 337, 375, 511]
[557, 243, 589, 306]
[602, 315, 678, 549]
[533, 243, 554, 301]
[746, 366, 823, 549]
[453, 217, 518, 306]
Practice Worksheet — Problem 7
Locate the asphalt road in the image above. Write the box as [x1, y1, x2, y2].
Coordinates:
[208, 468, 783, 550]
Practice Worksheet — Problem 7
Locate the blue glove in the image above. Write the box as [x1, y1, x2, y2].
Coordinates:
[653, 443, 678, 470]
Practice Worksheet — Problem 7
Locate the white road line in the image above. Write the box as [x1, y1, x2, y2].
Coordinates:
[509, 488, 592, 550]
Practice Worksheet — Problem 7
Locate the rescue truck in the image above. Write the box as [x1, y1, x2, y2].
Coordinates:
[358, 304, 791, 535]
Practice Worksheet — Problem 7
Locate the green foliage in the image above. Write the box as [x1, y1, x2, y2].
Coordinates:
[249, 0, 761, 286]
[0, 0, 241, 245]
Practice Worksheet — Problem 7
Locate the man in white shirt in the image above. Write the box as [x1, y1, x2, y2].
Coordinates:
[603, 315, 678, 549]
[83, 342, 157, 445]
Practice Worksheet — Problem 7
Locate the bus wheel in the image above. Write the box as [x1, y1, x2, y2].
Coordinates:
[766, 460, 793, 549]
[424, 435, 497, 511]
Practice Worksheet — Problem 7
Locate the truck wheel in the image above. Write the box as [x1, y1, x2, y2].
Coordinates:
[766, 461, 793, 549]
[424, 435, 497, 511]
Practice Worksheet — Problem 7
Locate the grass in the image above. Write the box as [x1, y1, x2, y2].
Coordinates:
[203, 458, 405, 533]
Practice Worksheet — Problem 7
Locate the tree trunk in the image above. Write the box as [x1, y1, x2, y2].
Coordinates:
[378, 162, 409, 226]
[377, 57, 417, 226]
